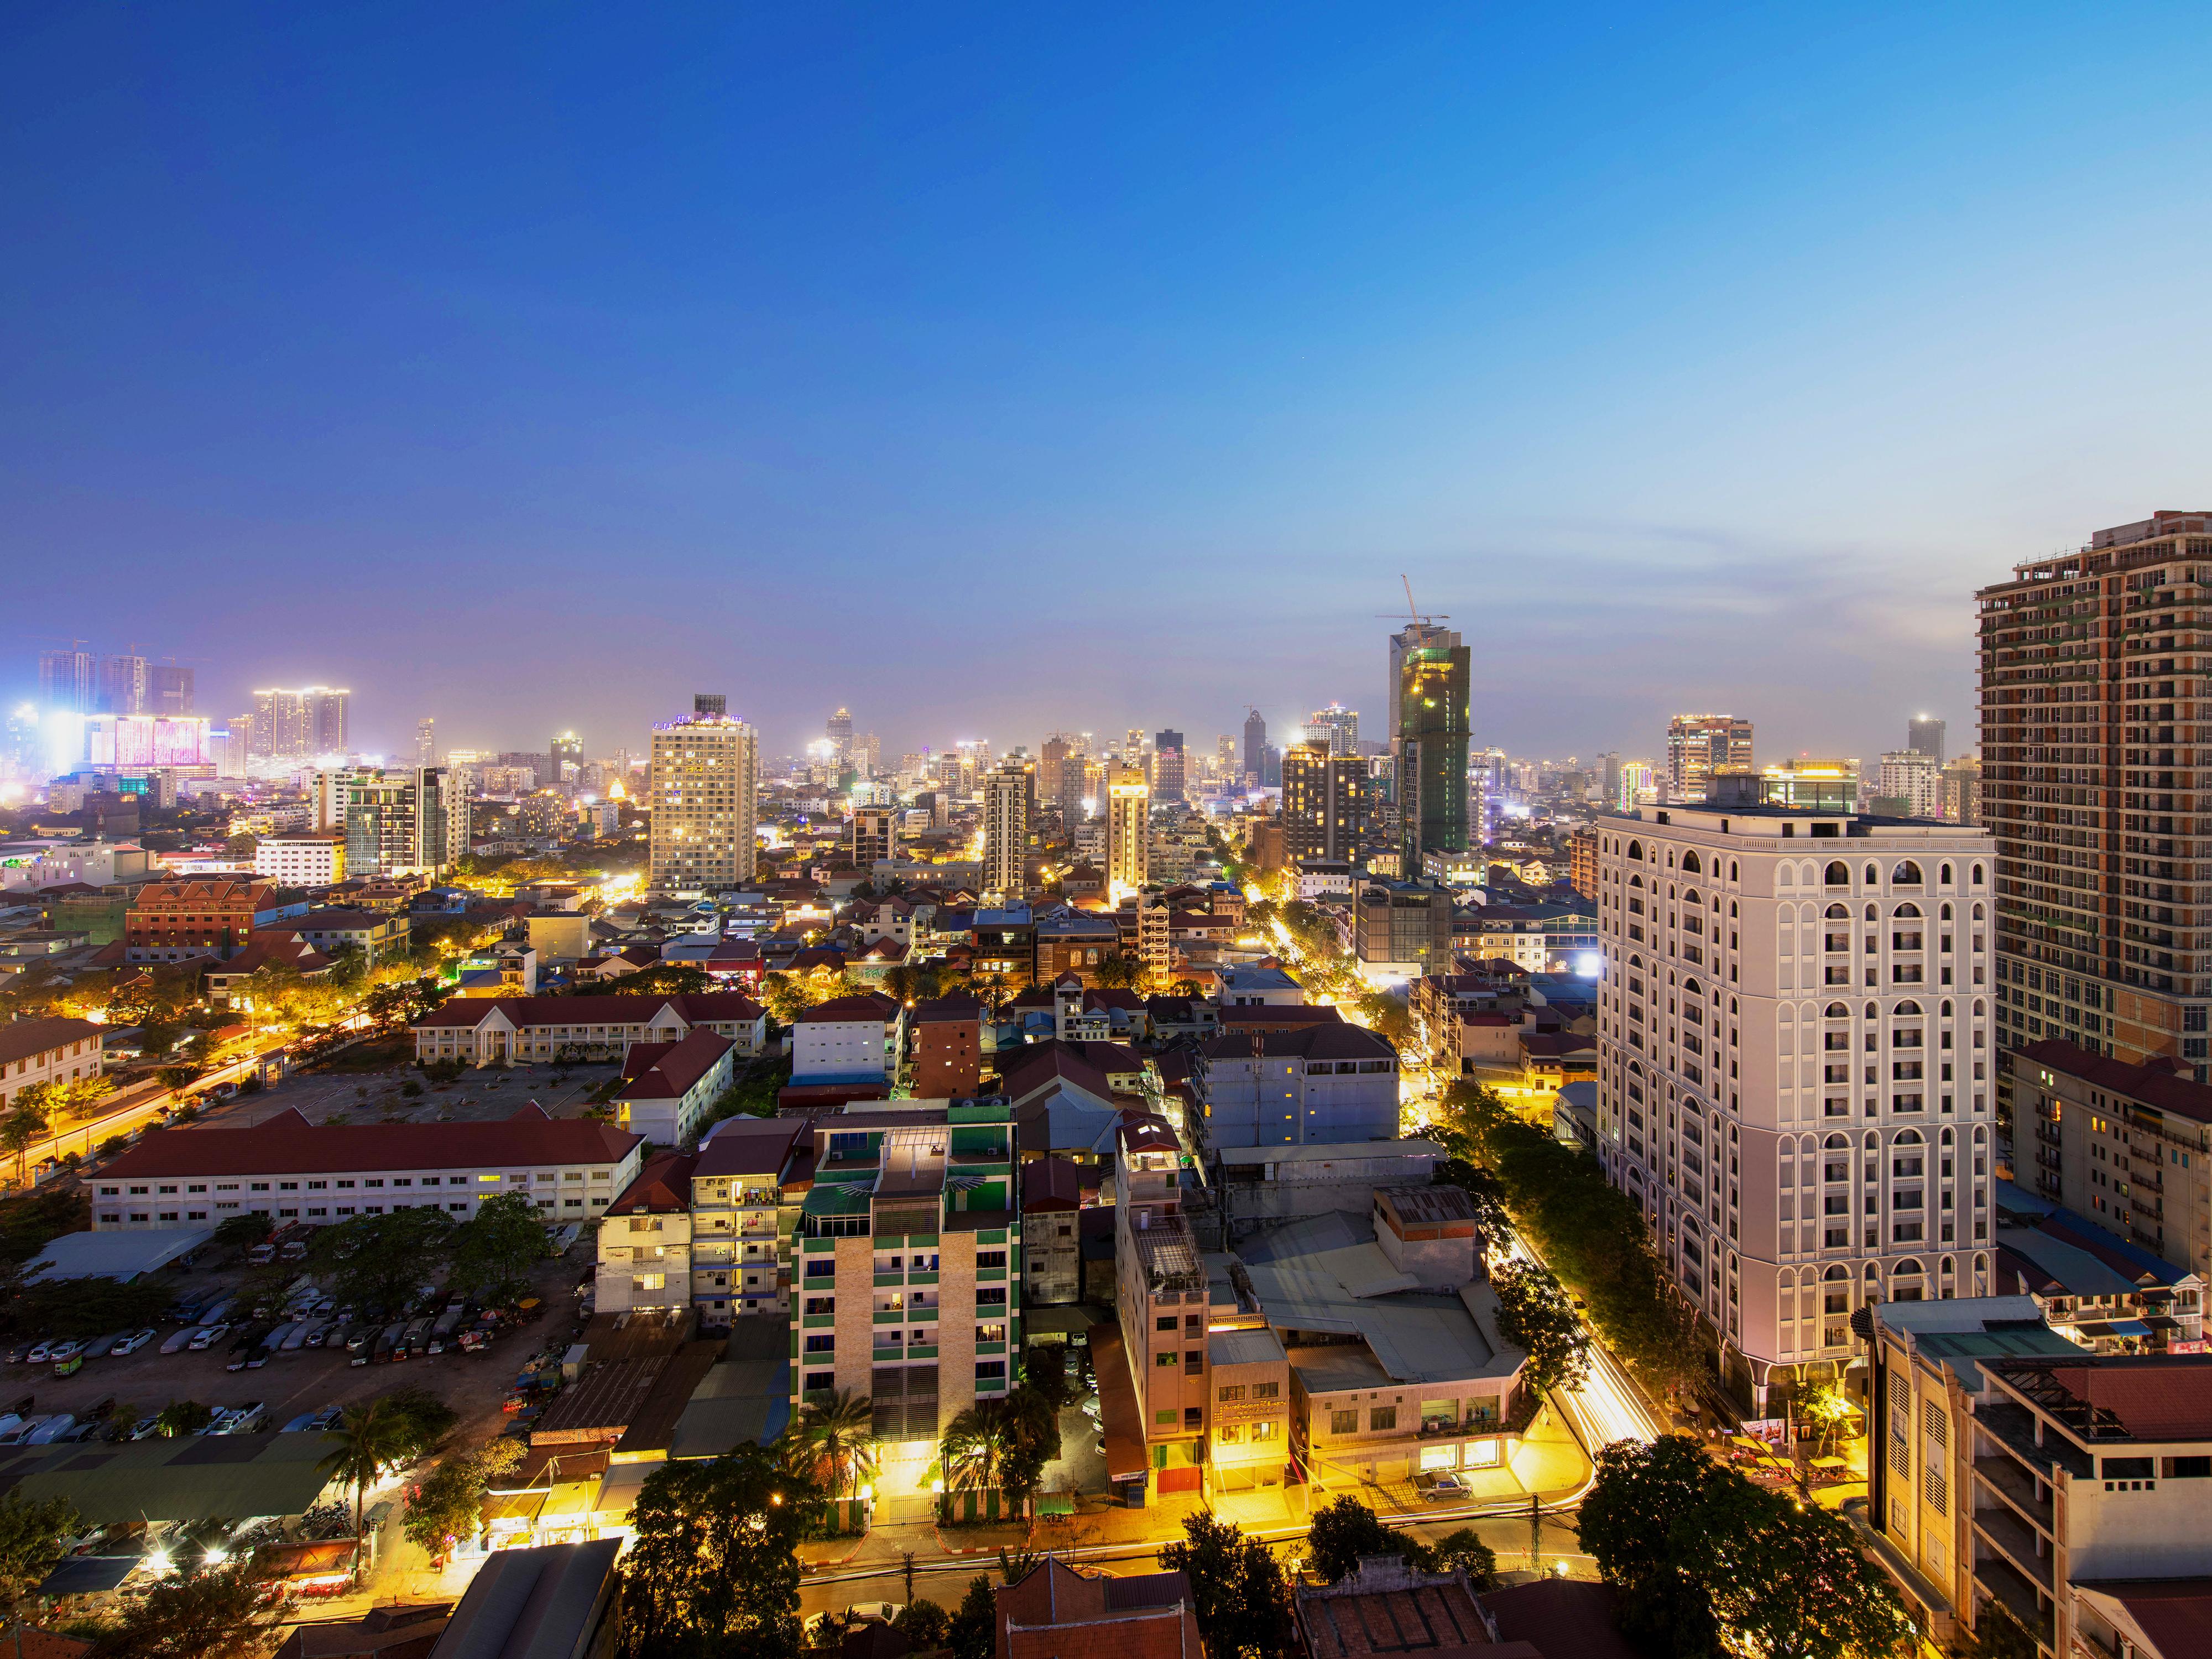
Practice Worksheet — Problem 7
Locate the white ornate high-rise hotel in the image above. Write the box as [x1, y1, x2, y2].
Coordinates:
[1591, 786, 1998, 1405]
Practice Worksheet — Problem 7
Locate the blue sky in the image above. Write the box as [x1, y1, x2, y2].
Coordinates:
[6, 4, 2211, 764]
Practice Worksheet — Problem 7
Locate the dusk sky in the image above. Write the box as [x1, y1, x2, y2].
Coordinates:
[6, 4, 2211, 764]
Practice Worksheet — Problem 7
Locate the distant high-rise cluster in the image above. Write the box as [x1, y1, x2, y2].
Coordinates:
[38, 647, 194, 716]
[252, 686, 350, 759]
[1663, 712, 1752, 803]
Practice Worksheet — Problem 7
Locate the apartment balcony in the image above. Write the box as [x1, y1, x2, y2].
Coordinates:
[1973, 1554, 2054, 1652]
[1973, 1458, 2053, 1535]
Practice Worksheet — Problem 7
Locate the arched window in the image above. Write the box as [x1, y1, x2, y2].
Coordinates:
[1972, 999, 1985, 1016]
[1939, 1127, 1954, 1146]
[1682, 851, 1702, 875]
[1668, 852, 1677, 869]
[1896, 1000, 1922, 1016]
[1729, 901, 1739, 917]
[1865, 863, 1880, 886]
[1895, 902, 1922, 919]
[1895, 1128, 1924, 1145]
[1823, 1264, 1850, 1282]
[1629, 874, 1644, 888]
[1974, 1252, 1989, 1275]
[1730, 860, 1739, 881]
[1864, 903, 1877, 921]
[1939, 863, 1953, 885]
[1825, 862, 1849, 886]
[1824, 1003, 1849, 1018]
[1893, 861, 1924, 885]
[1825, 903, 1849, 919]
[1863, 1132, 1879, 1150]
[1972, 1126, 1987, 1144]
[1939, 1000, 1953, 1018]
[1626, 841, 1643, 862]
[1682, 889, 1701, 908]
[1779, 863, 1796, 887]
[1973, 902, 1985, 921]
[1971, 863, 1985, 885]
[1864, 1003, 1879, 1020]
[1940, 902, 1953, 921]
[1823, 1133, 1850, 1150]
[1940, 1255, 1955, 1278]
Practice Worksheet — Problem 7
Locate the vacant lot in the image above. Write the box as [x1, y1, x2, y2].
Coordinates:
[208, 1059, 622, 1133]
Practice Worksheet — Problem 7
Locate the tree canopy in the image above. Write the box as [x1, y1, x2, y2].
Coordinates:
[1157, 1511, 1294, 1659]
[307, 1206, 456, 1314]
[1580, 1436, 1906, 1659]
[618, 1444, 818, 1659]
[1490, 1259, 1591, 1394]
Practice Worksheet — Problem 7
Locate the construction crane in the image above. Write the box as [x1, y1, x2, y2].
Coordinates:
[1376, 575, 1449, 628]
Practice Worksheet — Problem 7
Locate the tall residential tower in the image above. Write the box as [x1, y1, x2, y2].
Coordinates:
[648, 703, 758, 895]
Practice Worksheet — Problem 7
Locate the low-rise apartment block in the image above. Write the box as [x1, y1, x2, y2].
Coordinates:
[253, 832, 345, 888]
[413, 992, 766, 1067]
[688, 1117, 808, 1326]
[791, 993, 905, 1086]
[594, 1151, 693, 1317]
[123, 878, 274, 963]
[0, 1017, 105, 1110]
[610, 1028, 734, 1149]
[289, 906, 410, 971]
[91, 1105, 644, 1230]
[2013, 1039, 2212, 1282]
[1200, 1023, 1400, 1147]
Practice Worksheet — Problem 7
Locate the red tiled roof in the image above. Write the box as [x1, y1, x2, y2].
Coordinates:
[693, 1117, 805, 1179]
[2075, 1579, 2212, 1659]
[1483, 1578, 1634, 1659]
[909, 993, 982, 1025]
[1216, 1005, 1346, 1029]
[96, 1104, 641, 1179]
[414, 992, 764, 1030]
[617, 1029, 733, 1100]
[2015, 1038, 2212, 1125]
[1021, 1156, 1085, 1212]
[605, 1151, 699, 1216]
[2030, 1359, 2212, 1439]
[0, 1018, 102, 1068]
[210, 930, 332, 976]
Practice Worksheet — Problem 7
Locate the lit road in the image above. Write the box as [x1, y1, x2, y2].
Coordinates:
[1495, 1225, 1668, 1457]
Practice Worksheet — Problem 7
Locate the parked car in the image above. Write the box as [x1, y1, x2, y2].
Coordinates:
[160, 1328, 205, 1356]
[1, 1343, 33, 1365]
[0, 1417, 52, 1445]
[186, 1324, 230, 1352]
[24, 1341, 58, 1365]
[1418, 1473, 1469, 1501]
[845, 1604, 904, 1627]
[24, 1416, 76, 1445]
[370, 1323, 406, 1364]
[127, 1416, 162, 1441]
[281, 1404, 344, 1433]
[210, 1402, 265, 1435]
[111, 1329, 157, 1357]
[45, 1341, 85, 1365]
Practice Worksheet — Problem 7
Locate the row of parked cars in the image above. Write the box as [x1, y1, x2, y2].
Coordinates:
[2, 1330, 160, 1374]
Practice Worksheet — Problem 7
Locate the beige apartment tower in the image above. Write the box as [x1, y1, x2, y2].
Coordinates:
[648, 707, 757, 895]
[1977, 511, 2212, 1078]
[1107, 762, 1150, 897]
[982, 759, 1032, 901]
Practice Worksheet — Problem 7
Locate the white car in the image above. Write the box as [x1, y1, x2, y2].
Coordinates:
[186, 1325, 229, 1352]
[844, 1604, 904, 1627]
[111, 1329, 158, 1356]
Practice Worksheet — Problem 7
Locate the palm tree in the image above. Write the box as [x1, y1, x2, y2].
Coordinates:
[317, 1400, 418, 1544]
[938, 1401, 1016, 1498]
[795, 1390, 880, 1500]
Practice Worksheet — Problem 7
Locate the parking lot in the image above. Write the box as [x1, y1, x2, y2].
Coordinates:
[1, 1246, 593, 1449]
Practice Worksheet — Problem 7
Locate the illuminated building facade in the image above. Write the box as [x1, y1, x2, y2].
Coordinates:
[1107, 763, 1151, 896]
[1282, 739, 1373, 864]
[982, 759, 1032, 901]
[1591, 805, 1996, 1405]
[1663, 713, 1752, 804]
[252, 686, 351, 759]
[649, 707, 758, 895]
[1395, 638, 1470, 867]
[1977, 512, 2212, 1078]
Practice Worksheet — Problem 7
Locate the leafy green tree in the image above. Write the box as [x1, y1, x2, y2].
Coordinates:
[1093, 952, 1141, 990]
[307, 1206, 456, 1314]
[1580, 1434, 1901, 1658]
[1156, 1511, 1295, 1659]
[403, 1439, 524, 1561]
[155, 1400, 215, 1437]
[1303, 1497, 1427, 1584]
[447, 1192, 544, 1303]
[1799, 1380, 1856, 1457]
[890, 1600, 951, 1650]
[383, 1388, 460, 1460]
[1490, 1259, 1591, 1394]
[317, 1398, 423, 1541]
[1578, 1435, 1726, 1655]
[89, 1558, 293, 1659]
[946, 1576, 997, 1659]
[0, 1490, 79, 1659]
[617, 1444, 818, 1659]
[940, 1388, 1057, 1516]
[1428, 1528, 1499, 1589]
[212, 1213, 273, 1251]
[0, 1092, 50, 1186]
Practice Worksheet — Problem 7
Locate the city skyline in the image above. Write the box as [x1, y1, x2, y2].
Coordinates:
[9, 9, 2211, 757]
